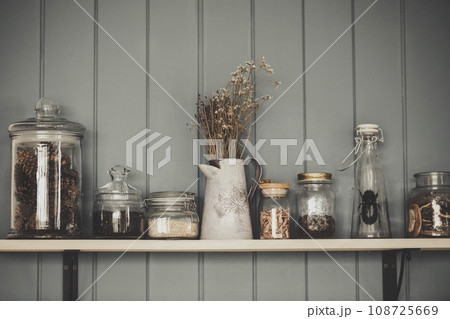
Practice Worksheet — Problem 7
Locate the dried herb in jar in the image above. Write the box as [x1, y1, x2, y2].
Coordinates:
[260, 208, 290, 239]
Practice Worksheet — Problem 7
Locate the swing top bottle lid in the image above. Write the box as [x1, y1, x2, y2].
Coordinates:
[356, 124, 379, 136]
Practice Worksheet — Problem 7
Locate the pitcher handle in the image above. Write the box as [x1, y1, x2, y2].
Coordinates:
[247, 158, 262, 202]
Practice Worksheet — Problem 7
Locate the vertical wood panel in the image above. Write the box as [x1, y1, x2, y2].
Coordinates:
[147, 0, 199, 300]
[96, 253, 146, 300]
[43, 0, 95, 300]
[409, 251, 450, 301]
[256, 252, 305, 300]
[355, 0, 403, 237]
[0, 253, 38, 301]
[254, 0, 306, 300]
[406, 0, 450, 301]
[41, 253, 62, 300]
[96, 0, 147, 300]
[357, 251, 382, 301]
[204, 253, 253, 300]
[201, 0, 254, 301]
[78, 252, 95, 301]
[304, 0, 356, 300]
[0, 0, 40, 301]
[354, 0, 402, 300]
[149, 253, 199, 300]
[307, 252, 356, 300]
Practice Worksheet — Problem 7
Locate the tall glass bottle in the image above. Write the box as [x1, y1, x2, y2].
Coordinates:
[340, 124, 391, 238]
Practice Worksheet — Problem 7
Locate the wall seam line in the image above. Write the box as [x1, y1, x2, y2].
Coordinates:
[302, 0, 308, 301]
[39, 0, 45, 98]
[250, 0, 257, 301]
[93, 0, 99, 301]
[400, 0, 409, 301]
[145, 0, 150, 301]
[351, 0, 360, 301]
[37, 0, 45, 301]
[197, 0, 204, 302]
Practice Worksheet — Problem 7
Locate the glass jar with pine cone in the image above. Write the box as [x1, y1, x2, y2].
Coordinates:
[8, 98, 85, 238]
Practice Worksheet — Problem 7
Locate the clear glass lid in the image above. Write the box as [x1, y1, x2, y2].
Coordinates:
[96, 165, 142, 202]
[8, 98, 86, 137]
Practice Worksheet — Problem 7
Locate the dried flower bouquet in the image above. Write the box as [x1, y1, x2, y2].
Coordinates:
[192, 57, 279, 159]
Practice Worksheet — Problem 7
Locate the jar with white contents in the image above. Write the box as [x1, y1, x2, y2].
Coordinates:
[145, 192, 199, 239]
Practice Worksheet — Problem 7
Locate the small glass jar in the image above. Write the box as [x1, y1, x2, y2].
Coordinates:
[296, 173, 335, 239]
[407, 172, 450, 238]
[146, 192, 199, 239]
[258, 180, 290, 239]
[93, 166, 145, 238]
[8, 98, 85, 238]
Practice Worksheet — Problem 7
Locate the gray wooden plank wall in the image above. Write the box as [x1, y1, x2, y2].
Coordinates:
[0, 0, 449, 301]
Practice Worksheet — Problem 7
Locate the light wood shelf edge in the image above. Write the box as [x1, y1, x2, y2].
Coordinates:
[0, 238, 450, 252]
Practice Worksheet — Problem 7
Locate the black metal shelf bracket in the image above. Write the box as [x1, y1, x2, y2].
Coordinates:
[63, 250, 79, 301]
[382, 249, 413, 301]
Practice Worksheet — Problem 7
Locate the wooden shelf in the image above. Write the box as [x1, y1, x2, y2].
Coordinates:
[0, 238, 450, 252]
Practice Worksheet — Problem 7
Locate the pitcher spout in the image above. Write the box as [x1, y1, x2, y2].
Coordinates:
[198, 163, 220, 180]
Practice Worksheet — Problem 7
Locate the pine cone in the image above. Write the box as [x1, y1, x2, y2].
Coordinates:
[14, 142, 80, 234]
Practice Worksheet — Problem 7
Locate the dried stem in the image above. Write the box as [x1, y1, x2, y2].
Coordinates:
[192, 57, 279, 159]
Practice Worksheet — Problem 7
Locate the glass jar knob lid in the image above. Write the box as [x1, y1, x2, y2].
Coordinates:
[35, 97, 60, 119]
[96, 165, 142, 201]
[8, 97, 86, 137]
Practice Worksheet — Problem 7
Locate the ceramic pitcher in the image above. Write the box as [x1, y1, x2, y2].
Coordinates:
[199, 158, 262, 239]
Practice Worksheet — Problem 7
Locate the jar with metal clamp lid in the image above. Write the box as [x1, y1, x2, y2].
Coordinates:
[339, 124, 391, 238]
[145, 192, 199, 239]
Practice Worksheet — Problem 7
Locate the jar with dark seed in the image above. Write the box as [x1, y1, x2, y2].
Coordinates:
[94, 166, 144, 239]
[296, 173, 335, 239]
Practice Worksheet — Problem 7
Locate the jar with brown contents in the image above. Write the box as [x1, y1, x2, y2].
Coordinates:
[407, 172, 450, 238]
[296, 173, 335, 239]
[258, 180, 290, 239]
[8, 98, 85, 238]
[93, 166, 144, 239]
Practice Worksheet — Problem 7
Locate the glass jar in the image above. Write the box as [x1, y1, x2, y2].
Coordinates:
[94, 166, 145, 238]
[296, 173, 335, 239]
[8, 98, 85, 238]
[146, 192, 199, 239]
[258, 180, 290, 239]
[407, 172, 450, 238]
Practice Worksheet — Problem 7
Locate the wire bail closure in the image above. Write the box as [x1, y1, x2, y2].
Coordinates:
[338, 126, 383, 171]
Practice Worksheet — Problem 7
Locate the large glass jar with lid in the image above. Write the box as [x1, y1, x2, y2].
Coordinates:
[8, 98, 85, 238]
[407, 172, 450, 238]
[258, 180, 291, 239]
[296, 173, 335, 239]
[94, 165, 145, 238]
[145, 192, 199, 239]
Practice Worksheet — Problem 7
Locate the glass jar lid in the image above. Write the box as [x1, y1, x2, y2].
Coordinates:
[95, 165, 143, 202]
[145, 191, 197, 212]
[298, 172, 332, 184]
[414, 171, 450, 187]
[258, 179, 290, 197]
[8, 98, 86, 137]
